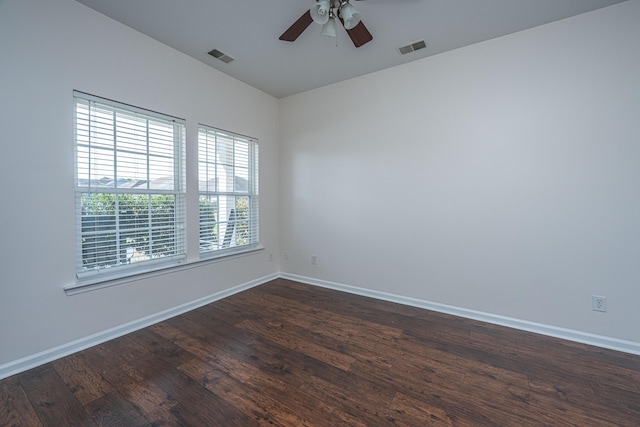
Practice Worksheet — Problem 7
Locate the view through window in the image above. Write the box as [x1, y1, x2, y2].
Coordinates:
[198, 125, 259, 255]
[74, 92, 186, 282]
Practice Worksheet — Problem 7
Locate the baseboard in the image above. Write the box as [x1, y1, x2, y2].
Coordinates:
[0, 273, 279, 381]
[280, 272, 640, 356]
[4, 271, 639, 381]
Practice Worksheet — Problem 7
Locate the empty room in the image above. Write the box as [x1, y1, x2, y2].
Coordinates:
[1, 0, 639, 425]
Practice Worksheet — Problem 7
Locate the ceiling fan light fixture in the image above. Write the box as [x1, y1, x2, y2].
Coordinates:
[340, 2, 361, 30]
[310, 0, 331, 24]
[279, 0, 372, 47]
[321, 17, 337, 37]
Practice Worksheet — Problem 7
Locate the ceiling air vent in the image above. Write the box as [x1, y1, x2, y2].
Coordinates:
[208, 49, 235, 64]
[398, 40, 427, 55]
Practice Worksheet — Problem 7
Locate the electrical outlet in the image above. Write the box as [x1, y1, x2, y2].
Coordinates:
[311, 255, 317, 265]
[592, 295, 607, 312]
[284, 251, 289, 260]
[268, 252, 273, 262]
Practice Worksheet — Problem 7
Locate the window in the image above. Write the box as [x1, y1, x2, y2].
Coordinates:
[198, 125, 258, 256]
[74, 92, 186, 283]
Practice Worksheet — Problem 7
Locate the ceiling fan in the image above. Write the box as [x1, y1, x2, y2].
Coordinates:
[279, 0, 373, 48]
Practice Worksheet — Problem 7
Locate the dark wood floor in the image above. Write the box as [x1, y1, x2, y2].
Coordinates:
[2, 278, 640, 426]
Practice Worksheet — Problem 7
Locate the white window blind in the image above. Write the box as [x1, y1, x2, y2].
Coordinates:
[74, 91, 186, 283]
[198, 125, 259, 255]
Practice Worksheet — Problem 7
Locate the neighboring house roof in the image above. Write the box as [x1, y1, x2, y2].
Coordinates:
[79, 176, 248, 192]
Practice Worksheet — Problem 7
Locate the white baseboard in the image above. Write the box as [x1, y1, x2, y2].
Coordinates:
[280, 272, 640, 356]
[0, 273, 279, 381]
[4, 271, 639, 381]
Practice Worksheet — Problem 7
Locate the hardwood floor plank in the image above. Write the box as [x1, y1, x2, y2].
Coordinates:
[107, 362, 179, 426]
[299, 374, 402, 426]
[52, 353, 112, 405]
[77, 342, 130, 377]
[78, 342, 179, 425]
[461, 358, 531, 390]
[18, 365, 96, 426]
[390, 392, 456, 427]
[588, 381, 640, 423]
[262, 278, 465, 333]
[247, 370, 369, 427]
[540, 334, 640, 373]
[249, 314, 398, 372]
[0, 376, 42, 427]
[113, 328, 195, 368]
[191, 297, 265, 326]
[84, 391, 150, 427]
[234, 289, 404, 341]
[177, 358, 300, 426]
[164, 312, 357, 393]
[127, 355, 254, 426]
[237, 318, 356, 371]
[154, 317, 261, 383]
[168, 401, 256, 427]
[102, 334, 151, 363]
[236, 294, 402, 351]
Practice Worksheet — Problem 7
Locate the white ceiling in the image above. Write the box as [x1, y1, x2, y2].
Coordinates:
[75, 0, 626, 99]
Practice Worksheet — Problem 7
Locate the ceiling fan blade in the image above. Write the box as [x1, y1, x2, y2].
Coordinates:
[279, 10, 314, 42]
[345, 20, 373, 48]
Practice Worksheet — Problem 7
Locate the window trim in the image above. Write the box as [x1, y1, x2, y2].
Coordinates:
[73, 91, 187, 286]
[198, 124, 259, 258]
[64, 245, 264, 295]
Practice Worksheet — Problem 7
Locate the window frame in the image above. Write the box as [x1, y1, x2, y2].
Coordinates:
[72, 91, 187, 287]
[198, 124, 259, 259]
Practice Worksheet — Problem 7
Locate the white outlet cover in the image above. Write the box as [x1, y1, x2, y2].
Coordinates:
[592, 295, 607, 312]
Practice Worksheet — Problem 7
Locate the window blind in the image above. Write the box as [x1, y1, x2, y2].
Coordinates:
[198, 125, 259, 255]
[74, 91, 186, 282]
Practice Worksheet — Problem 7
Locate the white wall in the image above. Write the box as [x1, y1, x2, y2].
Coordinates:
[280, 1, 640, 344]
[0, 0, 279, 368]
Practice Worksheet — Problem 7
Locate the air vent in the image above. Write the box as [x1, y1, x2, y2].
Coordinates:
[398, 40, 427, 55]
[208, 49, 235, 64]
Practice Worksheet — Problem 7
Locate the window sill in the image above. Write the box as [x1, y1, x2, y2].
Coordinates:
[64, 245, 264, 296]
